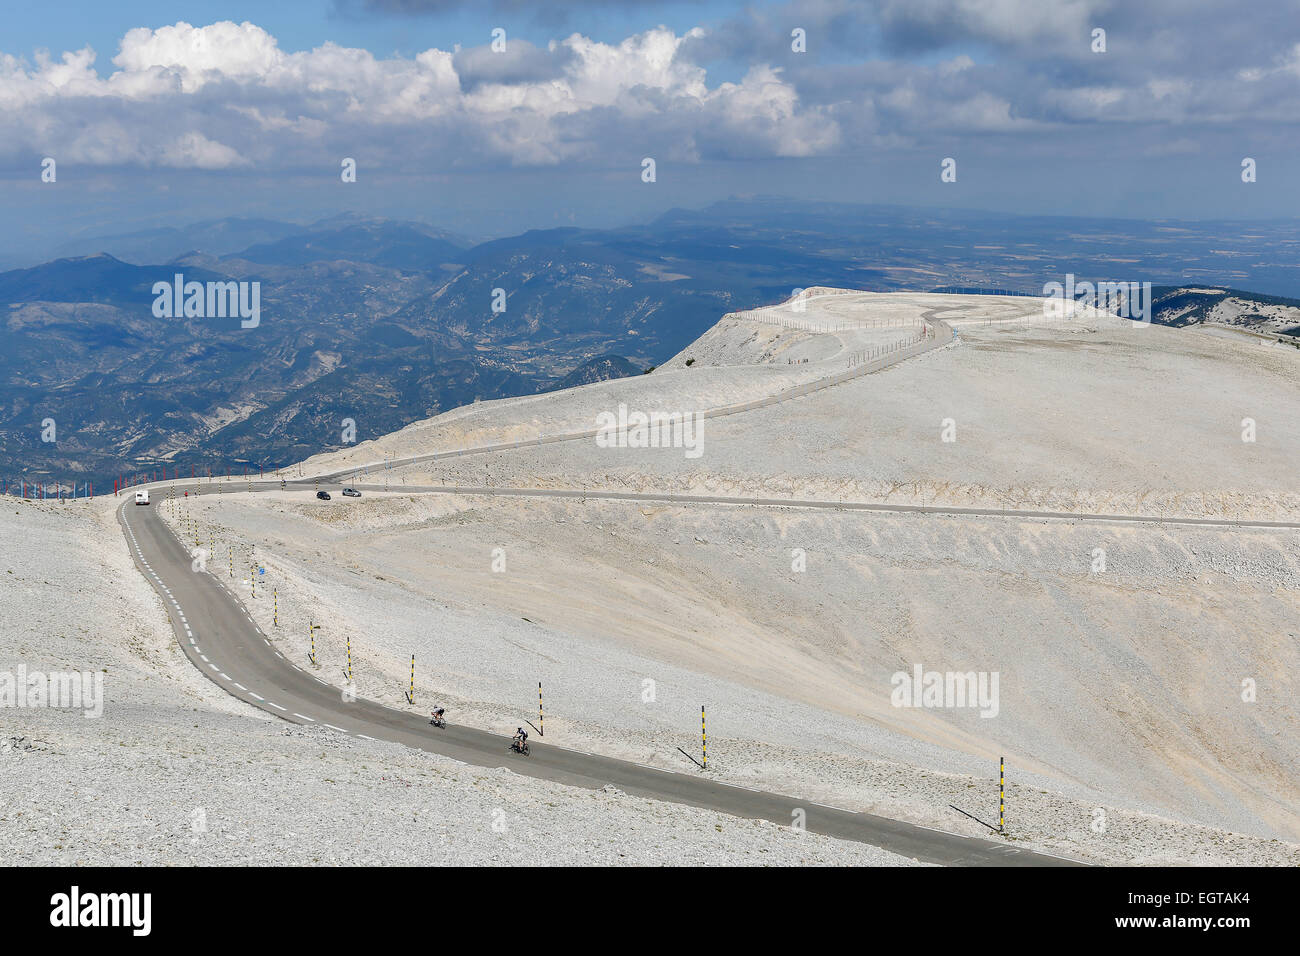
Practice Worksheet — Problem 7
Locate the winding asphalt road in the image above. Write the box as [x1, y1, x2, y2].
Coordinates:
[107, 302, 1167, 865]
[110, 309, 1099, 865]
[113, 299, 1293, 864]
[118, 487, 1079, 866]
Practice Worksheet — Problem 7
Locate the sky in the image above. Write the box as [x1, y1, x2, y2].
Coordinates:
[3, 0, 1300, 258]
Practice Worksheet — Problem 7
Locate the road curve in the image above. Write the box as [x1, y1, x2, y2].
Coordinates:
[117, 489, 1081, 866]
[114, 302, 1090, 864]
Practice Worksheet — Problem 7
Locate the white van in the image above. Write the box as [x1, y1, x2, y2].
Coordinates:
[134, 489, 150, 505]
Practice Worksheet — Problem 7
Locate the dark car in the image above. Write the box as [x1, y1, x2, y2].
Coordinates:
[341, 487, 361, 497]
[316, 490, 331, 500]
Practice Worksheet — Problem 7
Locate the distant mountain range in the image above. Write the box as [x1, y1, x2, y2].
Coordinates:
[45, 213, 480, 269]
[1150, 286, 1300, 336]
[225, 221, 469, 272]
[4, 199, 1300, 489]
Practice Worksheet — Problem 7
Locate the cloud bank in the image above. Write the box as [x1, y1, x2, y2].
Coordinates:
[2, 2, 1297, 179]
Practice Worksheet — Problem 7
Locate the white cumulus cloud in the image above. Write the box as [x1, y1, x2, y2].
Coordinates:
[0, 20, 838, 173]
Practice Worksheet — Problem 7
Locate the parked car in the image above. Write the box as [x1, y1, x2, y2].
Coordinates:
[342, 487, 361, 497]
[316, 490, 331, 500]
[134, 489, 149, 505]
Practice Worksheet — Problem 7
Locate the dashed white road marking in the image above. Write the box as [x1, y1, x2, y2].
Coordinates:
[267, 702, 287, 712]
[811, 802, 855, 813]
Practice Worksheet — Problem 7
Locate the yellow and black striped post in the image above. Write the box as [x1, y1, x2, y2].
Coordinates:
[250, 564, 256, 598]
[538, 682, 544, 737]
[999, 756, 1005, 833]
[407, 654, 415, 704]
[345, 634, 352, 682]
[229, 546, 233, 578]
[701, 706, 707, 770]
[308, 622, 320, 665]
[273, 587, 278, 627]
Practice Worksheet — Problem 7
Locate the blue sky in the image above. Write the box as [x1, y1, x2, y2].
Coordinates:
[3, 1, 1299, 262]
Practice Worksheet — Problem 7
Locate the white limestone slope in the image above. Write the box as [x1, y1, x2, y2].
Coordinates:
[215, 288, 1300, 865]
[7, 287, 1298, 866]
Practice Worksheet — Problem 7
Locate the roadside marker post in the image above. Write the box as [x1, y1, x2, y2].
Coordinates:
[309, 622, 320, 666]
[273, 587, 278, 627]
[702, 705, 707, 770]
[344, 634, 352, 682]
[405, 654, 415, 704]
[999, 756, 1005, 833]
[538, 682, 544, 737]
